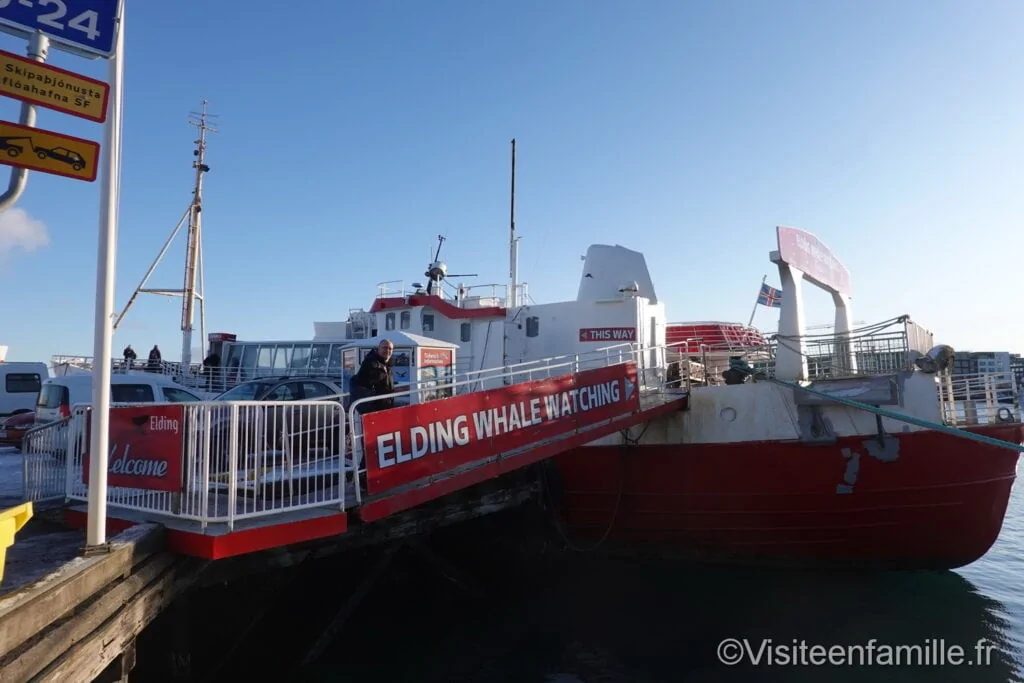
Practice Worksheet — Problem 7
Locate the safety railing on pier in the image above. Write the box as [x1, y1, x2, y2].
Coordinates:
[22, 400, 347, 531]
[20, 412, 75, 504]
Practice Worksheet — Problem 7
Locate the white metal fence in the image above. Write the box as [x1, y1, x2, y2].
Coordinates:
[22, 400, 347, 531]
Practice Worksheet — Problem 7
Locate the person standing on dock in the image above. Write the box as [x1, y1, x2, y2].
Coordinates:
[351, 340, 395, 414]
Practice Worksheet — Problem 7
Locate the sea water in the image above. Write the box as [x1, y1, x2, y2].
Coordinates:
[132, 459, 1024, 682]
[306, 461, 1024, 682]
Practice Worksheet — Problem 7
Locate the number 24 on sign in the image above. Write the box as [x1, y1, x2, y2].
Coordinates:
[0, 0, 101, 40]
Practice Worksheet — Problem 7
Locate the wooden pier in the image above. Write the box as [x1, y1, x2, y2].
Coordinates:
[0, 461, 541, 681]
[0, 517, 201, 683]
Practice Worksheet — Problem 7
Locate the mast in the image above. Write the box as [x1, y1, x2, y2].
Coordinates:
[180, 100, 217, 367]
[508, 138, 519, 308]
[112, 100, 217, 369]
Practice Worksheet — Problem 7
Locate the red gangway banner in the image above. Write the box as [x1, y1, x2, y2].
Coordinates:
[82, 404, 185, 493]
[361, 362, 640, 495]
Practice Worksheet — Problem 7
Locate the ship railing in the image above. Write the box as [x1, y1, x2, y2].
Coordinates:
[345, 340, 691, 505]
[21, 400, 347, 531]
[773, 316, 925, 380]
[205, 355, 480, 395]
[680, 317, 925, 385]
[937, 371, 1019, 427]
[372, 280, 529, 309]
[50, 354, 207, 383]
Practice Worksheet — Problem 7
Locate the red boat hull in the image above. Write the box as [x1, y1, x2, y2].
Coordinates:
[549, 424, 1022, 569]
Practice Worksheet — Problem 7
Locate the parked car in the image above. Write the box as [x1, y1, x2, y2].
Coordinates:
[0, 410, 34, 449]
[29, 373, 203, 462]
[34, 372, 202, 426]
[206, 376, 346, 471]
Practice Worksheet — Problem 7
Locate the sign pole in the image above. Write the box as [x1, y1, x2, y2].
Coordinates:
[86, 0, 125, 550]
[0, 30, 48, 212]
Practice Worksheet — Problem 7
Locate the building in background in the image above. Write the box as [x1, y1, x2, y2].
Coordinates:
[1011, 353, 1024, 394]
[951, 350, 1015, 403]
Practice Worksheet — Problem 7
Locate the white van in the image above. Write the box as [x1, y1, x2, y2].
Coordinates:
[34, 372, 203, 425]
[0, 361, 48, 417]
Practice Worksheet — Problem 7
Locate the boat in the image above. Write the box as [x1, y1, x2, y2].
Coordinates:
[46, 142, 1022, 570]
[123, 227, 1015, 570]
[548, 230, 1022, 570]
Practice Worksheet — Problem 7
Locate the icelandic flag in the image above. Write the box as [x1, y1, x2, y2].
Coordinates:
[757, 282, 783, 308]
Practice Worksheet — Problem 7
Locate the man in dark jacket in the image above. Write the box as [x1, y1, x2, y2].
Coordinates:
[351, 340, 395, 414]
[147, 345, 162, 373]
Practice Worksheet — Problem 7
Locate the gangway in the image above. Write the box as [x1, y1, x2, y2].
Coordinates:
[20, 342, 690, 560]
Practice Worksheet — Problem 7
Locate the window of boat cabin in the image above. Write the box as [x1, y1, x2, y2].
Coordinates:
[5, 373, 41, 393]
[225, 344, 243, 371]
[111, 384, 155, 403]
[460, 322, 471, 342]
[240, 345, 258, 374]
[291, 345, 312, 370]
[256, 346, 274, 374]
[385, 312, 395, 331]
[526, 316, 539, 337]
[328, 345, 344, 372]
[274, 345, 292, 371]
[422, 314, 435, 333]
[310, 344, 330, 372]
[400, 311, 411, 330]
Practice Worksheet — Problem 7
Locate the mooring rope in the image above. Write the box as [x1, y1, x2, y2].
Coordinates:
[765, 377, 1024, 454]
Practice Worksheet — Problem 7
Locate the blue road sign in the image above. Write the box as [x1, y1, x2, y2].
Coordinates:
[0, 0, 119, 58]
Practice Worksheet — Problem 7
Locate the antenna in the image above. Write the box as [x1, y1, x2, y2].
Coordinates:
[181, 100, 218, 367]
[508, 138, 519, 307]
[113, 100, 219, 368]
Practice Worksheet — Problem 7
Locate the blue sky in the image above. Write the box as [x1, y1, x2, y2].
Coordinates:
[0, 0, 1021, 363]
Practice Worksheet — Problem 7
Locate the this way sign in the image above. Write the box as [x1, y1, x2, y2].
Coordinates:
[0, 0, 120, 58]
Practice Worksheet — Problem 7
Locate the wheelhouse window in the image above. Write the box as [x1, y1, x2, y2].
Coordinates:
[400, 311, 411, 330]
[460, 323, 471, 342]
[526, 316, 540, 337]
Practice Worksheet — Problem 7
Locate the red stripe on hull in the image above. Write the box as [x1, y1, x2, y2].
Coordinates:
[551, 424, 1022, 569]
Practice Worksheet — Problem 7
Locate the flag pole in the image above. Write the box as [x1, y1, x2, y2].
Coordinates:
[747, 274, 766, 327]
